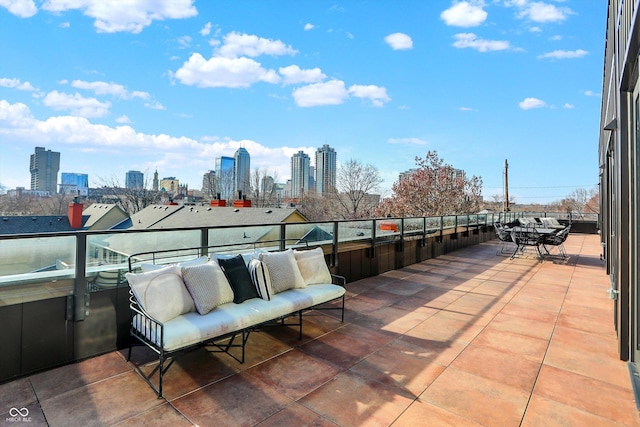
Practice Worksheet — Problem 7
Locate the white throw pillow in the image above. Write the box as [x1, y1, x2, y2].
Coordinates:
[294, 247, 332, 285]
[259, 249, 306, 293]
[248, 258, 273, 300]
[181, 261, 235, 315]
[125, 265, 195, 322]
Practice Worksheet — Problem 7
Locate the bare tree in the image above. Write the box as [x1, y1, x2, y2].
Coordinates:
[249, 168, 279, 208]
[217, 168, 235, 202]
[330, 159, 383, 219]
[375, 150, 483, 217]
[98, 173, 160, 215]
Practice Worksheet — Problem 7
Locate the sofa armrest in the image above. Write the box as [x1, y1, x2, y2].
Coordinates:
[331, 274, 346, 287]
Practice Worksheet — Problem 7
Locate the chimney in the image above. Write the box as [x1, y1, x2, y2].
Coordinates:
[68, 198, 83, 229]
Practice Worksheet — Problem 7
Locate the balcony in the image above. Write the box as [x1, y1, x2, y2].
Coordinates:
[2, 214, 634, 426]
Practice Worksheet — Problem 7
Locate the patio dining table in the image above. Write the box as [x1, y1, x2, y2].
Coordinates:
[506, 226, 559, 260]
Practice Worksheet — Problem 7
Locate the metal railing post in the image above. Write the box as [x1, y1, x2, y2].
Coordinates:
[74, 233, 88, 321]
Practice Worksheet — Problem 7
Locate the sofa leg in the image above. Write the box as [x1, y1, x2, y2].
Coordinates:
[299, 311, 303, 340]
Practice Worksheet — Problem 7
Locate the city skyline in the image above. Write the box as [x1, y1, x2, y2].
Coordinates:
[0, 1, 604, 203]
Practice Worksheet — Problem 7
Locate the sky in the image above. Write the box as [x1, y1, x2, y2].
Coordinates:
[0, 0, 606, 205]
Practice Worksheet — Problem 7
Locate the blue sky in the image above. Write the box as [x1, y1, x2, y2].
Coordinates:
[0, 0, 605, 204]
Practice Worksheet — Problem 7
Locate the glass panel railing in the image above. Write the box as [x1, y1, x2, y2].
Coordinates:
[442, 215, 457, 234]
[0, 235, 76, 304]
[338, 220, 373, 243]
[425, 217, 442, 236]
[87, 230, 201, 288]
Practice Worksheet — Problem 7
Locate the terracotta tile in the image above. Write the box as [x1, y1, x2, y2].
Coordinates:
[392, 399, 485, 427]
[389, 336, 467, 367]
[113, 403, 192, 427]
[137, 347, 238, 401]
[420, 367, 530, 426]
[550, 325, 619, 358]
[300, 371, 414, 427]
[522, 394, 629, 427]
[247, 349, 341, 400]
[0, 378, 38, 415]
[30, 351, 131, 401]
[403, 312, 485, 344]
[534, 365, 639, 425]
[450, 344, 540, 392]
[258, 402, 339, 427]
[472, 327, 549, 362]
[556, 311, 617, 336]
[544, 342, 631, 390]
[349, 345, 446, 397]
[349, 305, 429, 335]
[298, 324, 394, 370]
[172, 372, 291, 427]
[375, 279, 426, 296]
[500, 300, 559, 323]
[1, 401, 48, 426]
[488, 312, 556, 340]
[40, 371, 163, 426]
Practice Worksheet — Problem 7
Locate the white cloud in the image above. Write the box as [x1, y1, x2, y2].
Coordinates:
[41, 0, 197, 33]
[304, 23, 314, 30]
[563, 103, 574, 109]
[388, 137, 428, 145]
[519, 97, 546, 110]
[71, 80, 150, 100]
[115, 115, 131, 123]
[292, 80, 349, 107]
[177, 35, 192, 48]
[200, 22, 211, 36]
[144, 100, 165, 110]
[0, 77, 37, 91]
[0, 0, 37, 17]
[452, 33, 510, 52]
[549, 35, 562, 41]
[529, 26, 542, 33]
[512, 1, 571, 23]
[173, 53, 280, 88]
[42, 90, 111, 117]
[440, 1, 488, 27]
[584, 90, 600, 97]
[537, 49, 588, 59]
[279, 65, 326, 85]
[348, 84, 391, 107]
[216, 32, 297, 58]
[459, 106, 476, 111]
[384, 33, 413, 50]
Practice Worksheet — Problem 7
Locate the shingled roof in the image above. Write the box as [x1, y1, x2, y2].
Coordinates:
[0, 215, 89, 235]
[128, 205, 307, 229]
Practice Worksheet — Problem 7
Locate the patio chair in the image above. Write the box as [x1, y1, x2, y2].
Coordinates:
[510, 227, 543, 260]
[541, 224, 571, 259]
[494, 223, 514, 256]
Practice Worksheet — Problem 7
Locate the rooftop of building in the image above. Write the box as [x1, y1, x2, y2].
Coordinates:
[1, 233, 636, 426]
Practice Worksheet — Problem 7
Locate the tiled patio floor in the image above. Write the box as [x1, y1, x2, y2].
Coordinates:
[2, 234, 639, 426]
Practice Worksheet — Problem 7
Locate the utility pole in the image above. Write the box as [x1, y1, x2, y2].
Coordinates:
[504, 159, 510, 212]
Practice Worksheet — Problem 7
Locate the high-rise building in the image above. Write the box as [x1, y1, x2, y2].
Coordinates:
[60, 173, 89, 196]
[153, 169, 159, 191]
[125, 170, 144, 190]
[30, 146, 60, 195]
[234, 147, 250, 199]
[215, 156, 235, 201]
[291, 151, 310, 198]
[202, 170, 216, 198]
[315, 144, 336, 195]
[159, 177, 179, 193]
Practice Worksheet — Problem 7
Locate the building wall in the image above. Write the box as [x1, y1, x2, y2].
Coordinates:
[30, 147, 60, 194]
[599, 0, 640, 363]
[291, 151, 310, 197]
[315, 144, 336, 195]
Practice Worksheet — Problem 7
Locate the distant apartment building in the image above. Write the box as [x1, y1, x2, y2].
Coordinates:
[215, 156, 235, 201]
[30, 146, 60, 194]
[234, 147, 250, 198]
[315, 144, 336, 195]
[152, 169, 159, 191]
[60, 173, 89, 196]
[291, 151, 310, 198]
[125, 170, 144, 190]
[202, 170, 216, 198]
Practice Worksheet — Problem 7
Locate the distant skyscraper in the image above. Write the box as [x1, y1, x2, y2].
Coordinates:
[234, 147, 250, 199]
[153, 169, 159, 191]
[60, 173, 89, 196]
[30, 146, 60, 195]
[159, 177, 179, 193]
[291, 151, 310, 198]
[125, 170, 144, 190]
[215, 156, 235, 201]
[315, 144, 336, 195]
